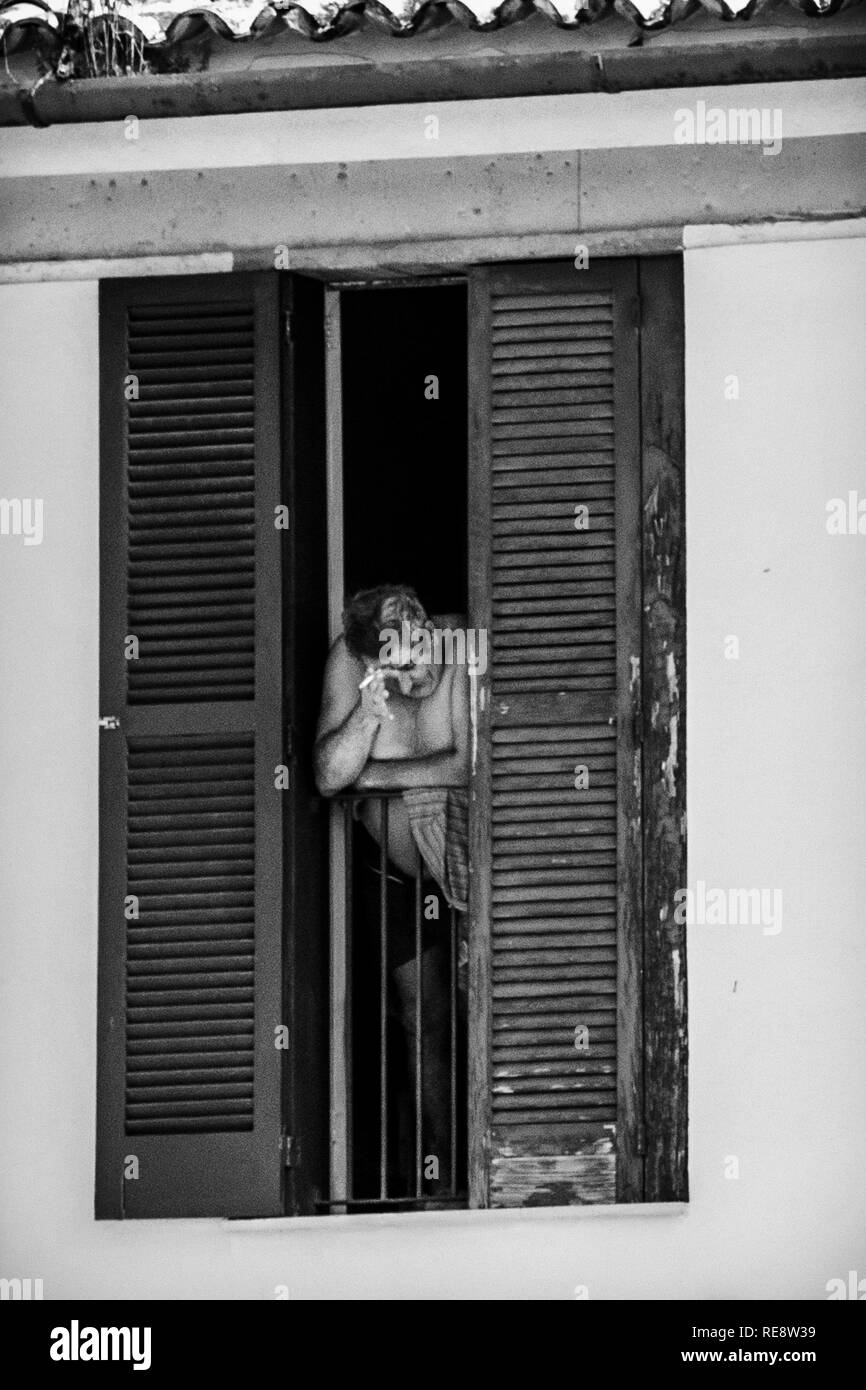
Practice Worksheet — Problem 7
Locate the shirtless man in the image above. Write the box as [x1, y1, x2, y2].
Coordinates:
[314, 584, 469, 1195]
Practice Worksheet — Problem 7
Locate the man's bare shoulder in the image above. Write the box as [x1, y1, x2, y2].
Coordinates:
[323, 634, 365, 683]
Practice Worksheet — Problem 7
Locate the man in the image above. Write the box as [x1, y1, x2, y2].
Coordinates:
[314, 584, 469, 1197]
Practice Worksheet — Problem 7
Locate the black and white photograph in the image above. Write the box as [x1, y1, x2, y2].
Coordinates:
[0, 0, 864, 1330]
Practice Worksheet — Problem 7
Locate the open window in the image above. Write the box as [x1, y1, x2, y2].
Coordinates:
[326, 282, 470, 1211]
[96, 257, 686, 1219]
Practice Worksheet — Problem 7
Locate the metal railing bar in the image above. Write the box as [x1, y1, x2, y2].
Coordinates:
[450, 905, 458, 1197]
[344, 798, 354, 1202]
[326, 788, 443, 802]
[328, 788, 470, 1209]
[414, 867, 423, 1199]
[379, 797, 389, 1202]
[316, 1196, 467, 1209]
[328, 800, 350, 1206]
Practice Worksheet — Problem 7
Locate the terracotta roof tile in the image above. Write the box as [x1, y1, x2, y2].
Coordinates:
[0, 0, 856, 48]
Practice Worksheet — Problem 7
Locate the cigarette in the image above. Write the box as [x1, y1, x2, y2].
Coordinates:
[359, 668, 394, 719]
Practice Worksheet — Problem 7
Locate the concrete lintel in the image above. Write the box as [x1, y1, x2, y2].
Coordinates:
[1, 140, 862, 267]
[0, 230, 689, 282]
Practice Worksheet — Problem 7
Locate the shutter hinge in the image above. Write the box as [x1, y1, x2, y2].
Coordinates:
[283, 309, 293, 346]
[99, 716, 120, 730]
[281, 1133, 299, 1168]
[636, 1122, 647, 1157]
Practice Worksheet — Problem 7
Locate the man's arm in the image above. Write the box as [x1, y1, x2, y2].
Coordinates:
[313, 639, 388, 796]
[354, 662, 471, 791]
[354, 751, 465, 790]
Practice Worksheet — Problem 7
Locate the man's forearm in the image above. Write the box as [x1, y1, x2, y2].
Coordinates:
[314, 703, 380, 795]
[356, 750, 468, 791]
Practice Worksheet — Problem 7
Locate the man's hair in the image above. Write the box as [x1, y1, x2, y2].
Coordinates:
[342, 583, 427, 662]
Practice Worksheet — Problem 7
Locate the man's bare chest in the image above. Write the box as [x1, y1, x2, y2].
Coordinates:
[370, 681, 453, 760]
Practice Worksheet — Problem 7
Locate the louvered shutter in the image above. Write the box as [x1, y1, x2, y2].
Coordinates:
[468, 260, 643, 1207]
[96, 274, 287, 1218]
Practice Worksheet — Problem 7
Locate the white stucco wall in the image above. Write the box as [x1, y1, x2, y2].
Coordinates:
[0, 233, 864, 1300]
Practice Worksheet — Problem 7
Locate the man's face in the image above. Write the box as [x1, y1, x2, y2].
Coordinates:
[376, 658, 435, 697]
[370, 616, 439, 697]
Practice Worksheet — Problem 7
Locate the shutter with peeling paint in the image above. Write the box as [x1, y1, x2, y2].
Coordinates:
[468, 260, 644, 1207]
[96, 272, 328, 1218]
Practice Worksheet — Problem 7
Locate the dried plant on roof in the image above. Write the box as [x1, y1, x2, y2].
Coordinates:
[55, 0, 149, 79]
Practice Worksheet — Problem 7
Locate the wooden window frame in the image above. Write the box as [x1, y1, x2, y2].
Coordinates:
[636, 256, 687, 1204]
[95, 251, 685, 1219]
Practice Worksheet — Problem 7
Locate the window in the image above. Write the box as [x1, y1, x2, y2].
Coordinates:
[96, 257, 686, 1218]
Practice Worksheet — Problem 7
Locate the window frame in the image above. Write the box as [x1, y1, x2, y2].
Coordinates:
[95, 252, 686, 1220]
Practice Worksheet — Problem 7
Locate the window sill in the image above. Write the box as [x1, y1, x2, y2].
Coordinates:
[223, 1201, 687, 1236]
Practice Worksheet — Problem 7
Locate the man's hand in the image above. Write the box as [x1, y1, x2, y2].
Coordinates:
[313, 640, 391, 796]
[358, 667, 394, 725]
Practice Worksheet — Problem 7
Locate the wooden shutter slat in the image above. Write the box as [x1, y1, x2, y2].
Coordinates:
[494, 392, 613, 412]
[495, 404, 613, 424]
[493, 327, 614, 346]
[493, 598, 614, 620]
[127, 306, 256, 322]
[492, 292, 612, 310]
[130, 636, 255, 653]
[494, 1059, 615, 1073]
[494, 418, 614, 439]
[492, 308, 613, 326]
[133, 375, 254, 392]
[129, 561, 255, 579]
[494, 373, 613, 393]
[129, 936, 253, 952]
[131, 406, 254, 423]
[129, 493, 255, 513]
[496, 529, 613, 546]
[128, 320, 255, 337]
[493, 589, 613, 608]
[491, 645, 614, 663]
[128, 344, 253, 362]
[494, 465, 613, 483]
[492, 726, 613, 745]
[492, 338, 613, 359]
[130, 480, 255, 498]
[495, 1038, 615, 1055]
[127, 1028, 253, 1043]
[128, 329, 253, 347]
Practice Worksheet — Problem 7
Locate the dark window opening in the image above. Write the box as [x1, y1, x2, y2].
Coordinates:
[340, 283, 469, 1209]
[342, 284, 467, 613]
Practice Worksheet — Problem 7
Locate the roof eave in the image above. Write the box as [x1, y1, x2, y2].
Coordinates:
[2, 18, 865, 126]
